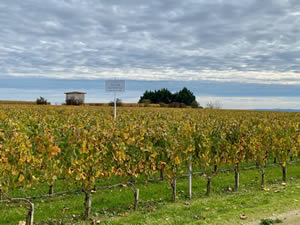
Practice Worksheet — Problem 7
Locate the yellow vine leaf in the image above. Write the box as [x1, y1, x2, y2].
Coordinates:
[174, 156, 181, 165]
[151, 152, 158, 158]
[18, 174, 24, 182]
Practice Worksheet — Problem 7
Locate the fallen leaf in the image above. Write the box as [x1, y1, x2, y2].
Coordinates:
[60, 207, 69, 214]
[118, 212, 129, 217]
[240, 214, 247, 220]
[193, 215, 200, 220]
[261, 187, 271, 191]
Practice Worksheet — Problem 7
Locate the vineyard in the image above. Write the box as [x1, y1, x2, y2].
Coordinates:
[0, 105, 300, 225]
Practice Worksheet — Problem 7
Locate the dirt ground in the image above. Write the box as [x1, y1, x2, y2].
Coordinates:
[246, 209, 300, 225]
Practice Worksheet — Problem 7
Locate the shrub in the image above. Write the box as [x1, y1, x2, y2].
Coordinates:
[108, 98, 122, 107]
[141, 99, 151, 107]
[191, 100, 200, 108]
[179, 103, 186, 108]
[159, 102, 168, 108]
[36, 96, 49, 105]
[206, 100, 222, 109]
[168, 102, 181, 108]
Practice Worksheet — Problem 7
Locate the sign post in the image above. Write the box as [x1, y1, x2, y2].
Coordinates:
[105, 80, 125, 120]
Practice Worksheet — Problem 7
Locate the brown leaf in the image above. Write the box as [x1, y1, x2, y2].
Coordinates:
[118, 212, 129, 217]
[261, 187, 271, 191]
[240, 214, 247, 220]
[60, 207, 70, 214]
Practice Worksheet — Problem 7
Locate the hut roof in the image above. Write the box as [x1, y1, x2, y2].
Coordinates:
[65, 91, 87, 95]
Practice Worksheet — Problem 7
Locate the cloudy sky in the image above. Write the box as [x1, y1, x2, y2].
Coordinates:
[0, 0, 300, 109]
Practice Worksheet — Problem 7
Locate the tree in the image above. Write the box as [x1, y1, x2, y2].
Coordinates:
[138, 89, 173, 104]
[173, 87, 196, 106]
[206, 100, 222, 109]
[138, 88, 197, 106]
[108, 98, 122, 107]
[191, 100, 201, 108]
[36, 96, 49, 105]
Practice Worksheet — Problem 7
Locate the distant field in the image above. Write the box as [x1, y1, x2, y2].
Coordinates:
[85, 102, 161, 107]
[0, 100, 36, 104]
[0, 101, 162, 107]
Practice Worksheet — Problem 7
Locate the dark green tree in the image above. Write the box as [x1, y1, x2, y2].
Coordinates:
[36, 96, 49, 105]
[173, 87, 196, 105]
[138, 88, 173, 104]
[138, 87, 197, 106]
[108, 98, 122, 107]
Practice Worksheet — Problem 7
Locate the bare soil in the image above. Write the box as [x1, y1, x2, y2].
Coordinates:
[246, 209, 300, 225]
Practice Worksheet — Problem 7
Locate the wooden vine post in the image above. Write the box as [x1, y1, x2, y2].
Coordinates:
[133, 187, 140, 210]
[234, 163, 239, 191]
[282, 163, 287, 183]
[188, 156, 192, 199]
[49, 183, 54, 196]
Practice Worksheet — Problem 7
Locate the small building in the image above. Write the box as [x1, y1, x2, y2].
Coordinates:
[65, 91, 86, 105]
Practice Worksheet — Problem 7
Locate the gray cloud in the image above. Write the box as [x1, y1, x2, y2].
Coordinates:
[0, 0, 300, 83]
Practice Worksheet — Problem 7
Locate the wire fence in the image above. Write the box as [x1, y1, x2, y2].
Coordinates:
[1, 159, 299, 204]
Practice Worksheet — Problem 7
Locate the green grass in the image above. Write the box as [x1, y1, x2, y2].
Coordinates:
[260, 218, 283, 225]
[1, 163, 300, 225]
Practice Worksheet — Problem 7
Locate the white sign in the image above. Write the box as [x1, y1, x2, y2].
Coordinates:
[105, 80, 125, 120]
[105, 80, 125, 92]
